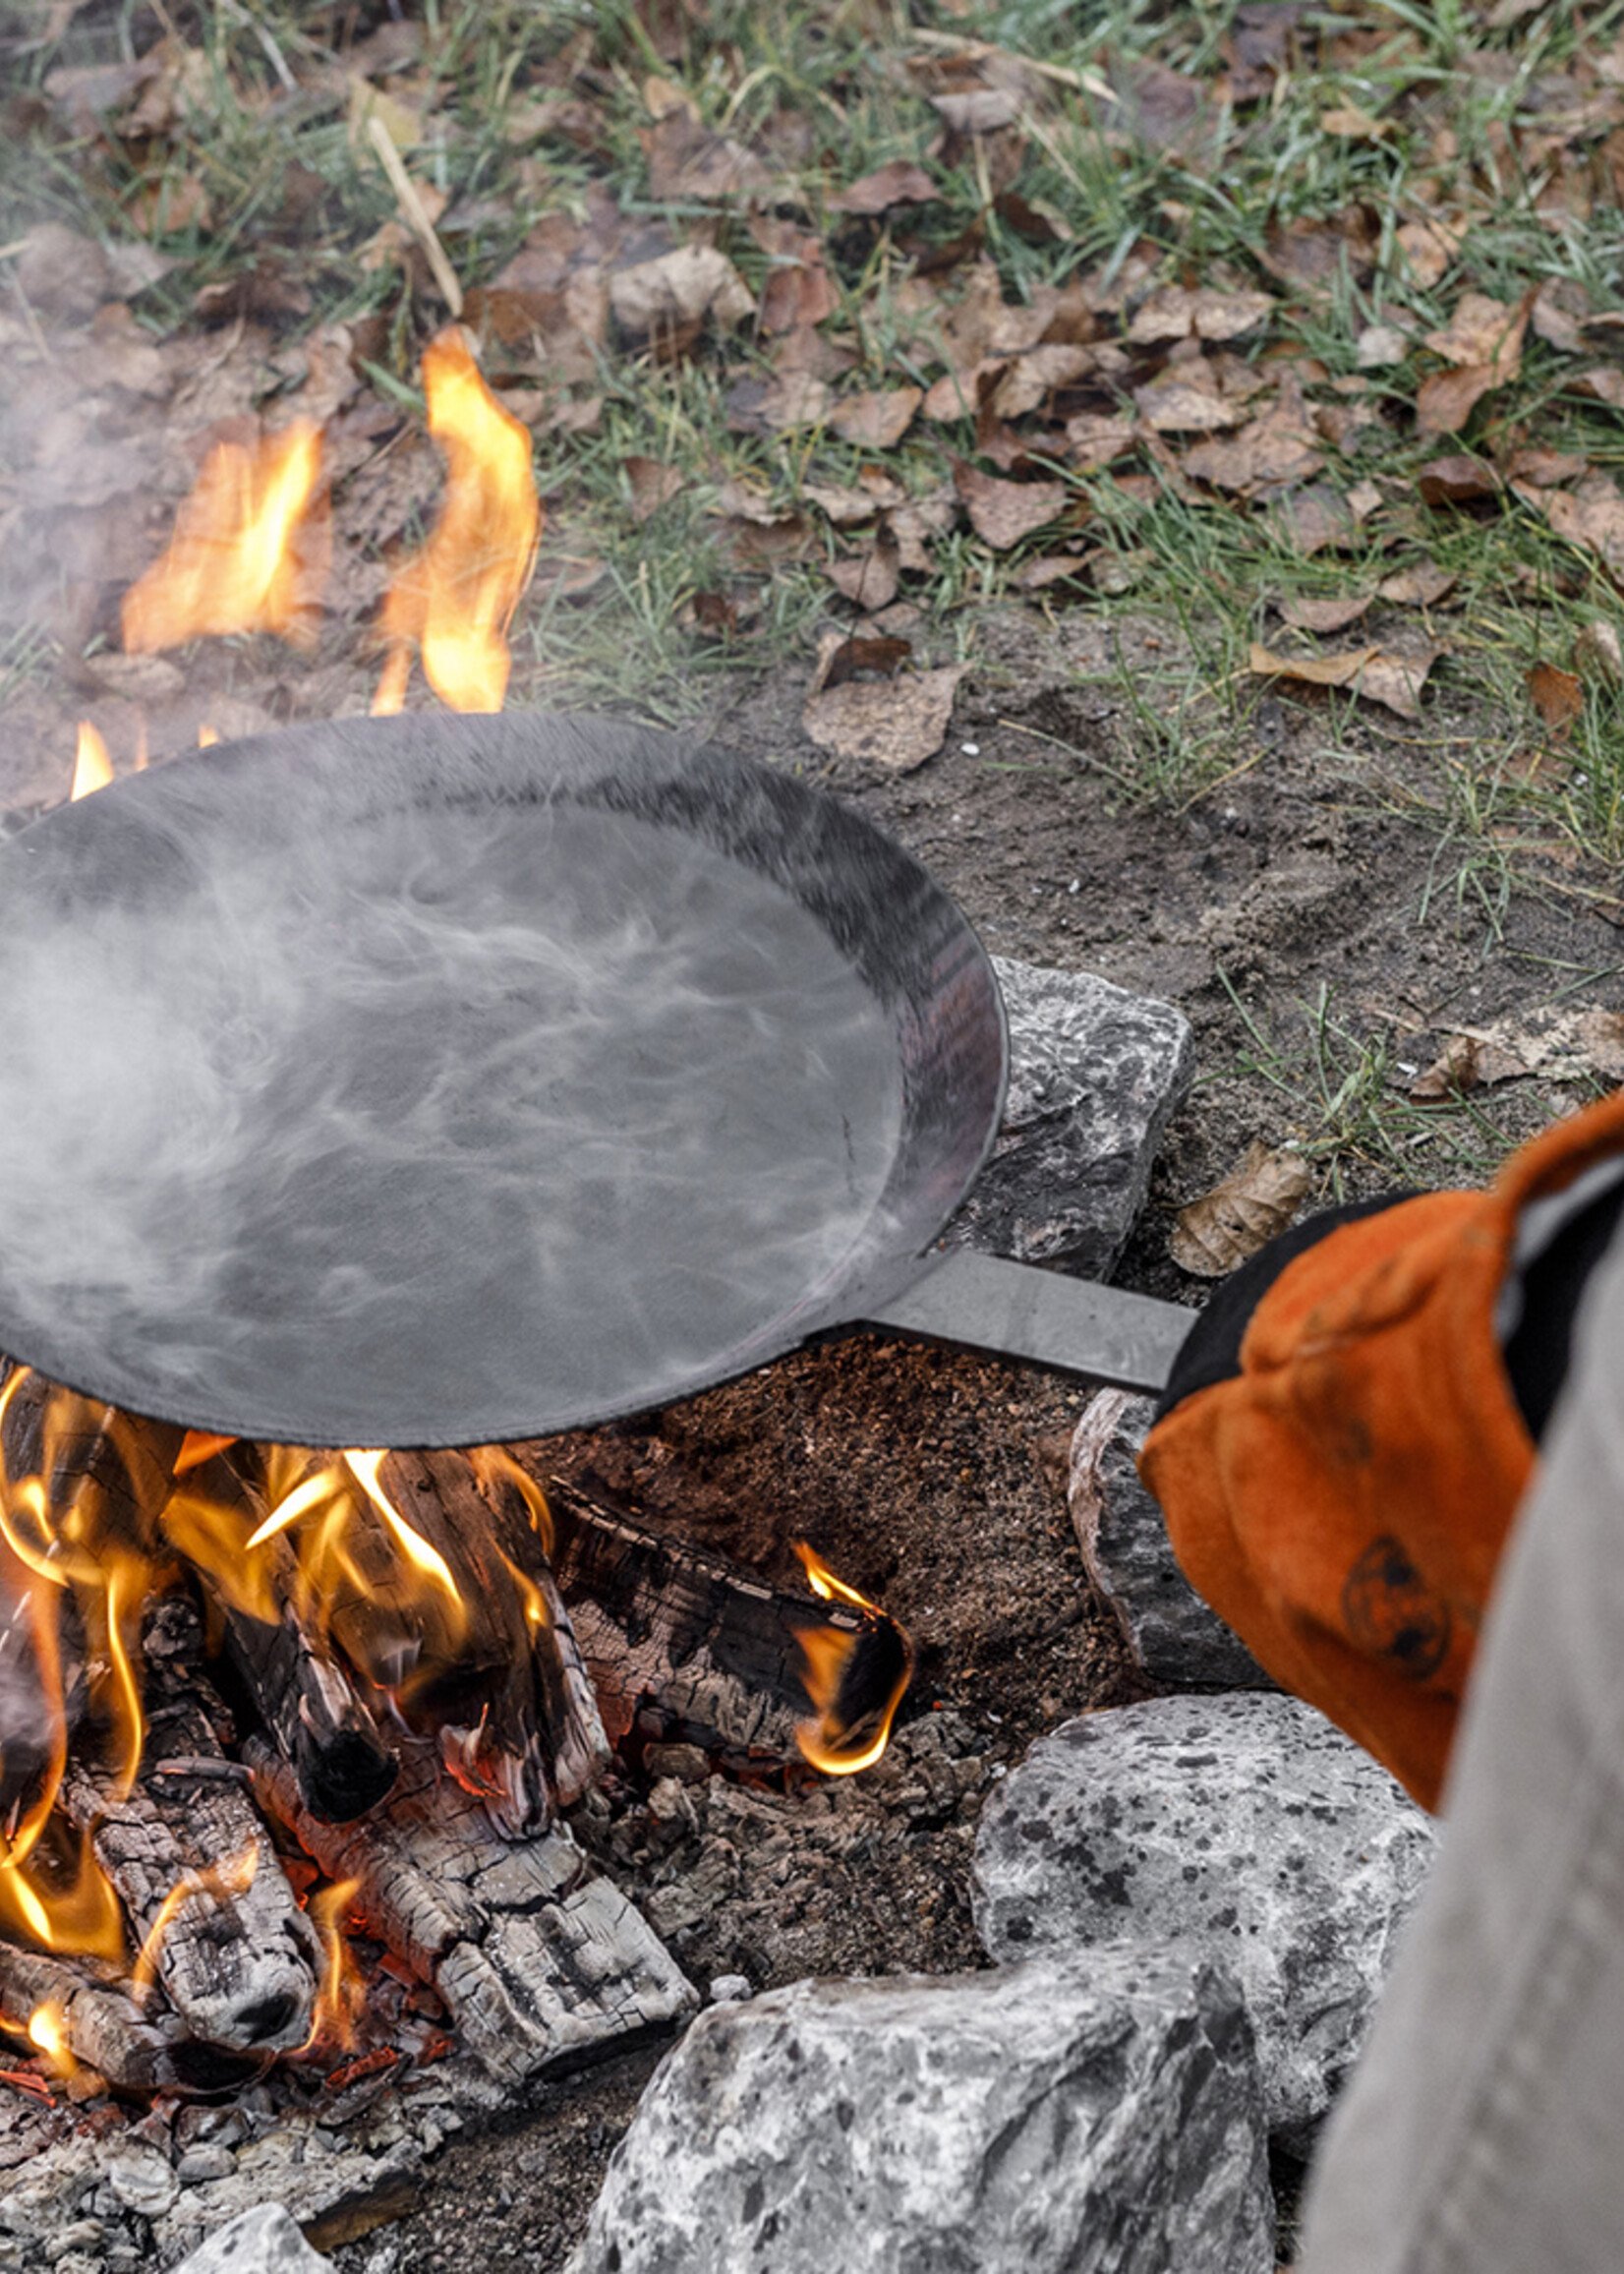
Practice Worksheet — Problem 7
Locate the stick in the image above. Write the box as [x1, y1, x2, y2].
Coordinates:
[365, 115, 464, 318]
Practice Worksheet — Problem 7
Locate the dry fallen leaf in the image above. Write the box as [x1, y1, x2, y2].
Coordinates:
[1396, 216, 1464, 292]
[1320, 102, 1387, 139]
[1472, 1008, 1624, 1085]
[829, 386, 923, 448]
[1278, 593, 1372, 633]
[953, 461, 1069, 550]
[803, 659, 968, 771]
[1408, 1032, 1527, 1101]
[1416, 455, 1500, 507]
[1356, 321, 1410, 369]
[1424, 290, 1531, 380]
[1527, 661, 1585, 730]
[1569, 366, 1624, 411]
[1377, 559, 1457, 607]
[1248, 640, 1443, 720]
[609, 245, 754, 342]
[1125, 284, 1275, 345]
[1168, 1141, 1311, 1276]
[1575, 620, 1624, 685]
[1415, 364, 1501, 438]
[1541, 474, 1624, 575]
[828, 161, 939, 214]
[622, 456, 684, 522]
[1180, 378, 1324, 494]
[1134, 371, 1245, 435]
[1064, 414, 1137, 471]
[824, 532, 901, 612]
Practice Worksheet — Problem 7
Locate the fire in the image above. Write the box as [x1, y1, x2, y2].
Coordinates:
[131, 1844, 259, 2006]
[197, 724, 220, 748]
[26, 2002, 72, 2077]
[373, 327, 540, 715]
[300, 1876, 365, 2055]
[121, 422, 328, 656]
[789, 1544, 914, 1778]
[70, 722, 112, 801]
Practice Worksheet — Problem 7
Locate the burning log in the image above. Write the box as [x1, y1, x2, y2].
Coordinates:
[0, 1941, 260, 2097]
[59, 1604, 321, 2056]
[163, 1447, 397, 1824]
[533, 1473, 915, 1771]
[250, 1737, 697, 2087]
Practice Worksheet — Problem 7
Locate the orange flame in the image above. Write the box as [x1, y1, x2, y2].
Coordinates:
[71, 723, 112, 802]
[373, 328, 540, 714]
[789, 1543, 914, 1778]
[299, 1876, 365, 2055]
[26, 2003, 72, 2078]
[121, 422, 328, 655]
[197, 724, 220, 748]
[131, 1843, 260, 2006]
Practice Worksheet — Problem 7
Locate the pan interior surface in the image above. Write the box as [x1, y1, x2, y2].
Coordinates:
[0, 715, 1004, 1444]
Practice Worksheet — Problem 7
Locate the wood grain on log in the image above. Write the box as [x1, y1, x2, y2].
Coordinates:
[535, 1474, 912, 1764]
[251, 1738, 697, 2087]
[0, 1941, 261, 2097]
[59, 1606, 320, 2056]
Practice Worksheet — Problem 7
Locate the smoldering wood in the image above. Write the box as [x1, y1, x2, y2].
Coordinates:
[175, 1448, 397, 1824]
[529, 1473, 913, 1763]
[0, 1367, 186, 1561]
[59, 1604, 321, 2057]
[0, 1941, 260, 2098]
[250, 1737, 698, 2087]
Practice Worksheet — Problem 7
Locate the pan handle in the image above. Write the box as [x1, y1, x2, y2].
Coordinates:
[861, 1250, 1195, 1396]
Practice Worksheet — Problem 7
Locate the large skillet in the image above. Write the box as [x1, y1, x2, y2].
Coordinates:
[0, 713, 1191, 1447]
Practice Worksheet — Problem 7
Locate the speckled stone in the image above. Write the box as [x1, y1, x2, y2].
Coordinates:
[945, 958, 1193, 1276]
[972, 1694, 1436, 2151]
[565, 1954, 1274, 2274]
[1070, 1390, 1272, 1688]
[170, 2203, 330, 2271]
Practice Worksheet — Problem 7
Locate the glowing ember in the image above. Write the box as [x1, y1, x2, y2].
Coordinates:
[70, 722, 112, 801]
[121, 422, 328, 655]
[790, 1543, 914, 1778]
[26, 2002, 71, 2076]
[373, 327, 541, 715]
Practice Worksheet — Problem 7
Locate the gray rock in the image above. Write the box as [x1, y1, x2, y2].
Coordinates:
[176, 2145, 237, 2187]
[170, 2204, 330, 2272]
[566, 1954, 1274, 2274]
[1070, 1390, 1272, 1688]
[946, 958, 1193, 1276]
[973, 1694, 1435, 2150]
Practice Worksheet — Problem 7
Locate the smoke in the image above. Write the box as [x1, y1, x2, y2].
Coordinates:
[0, 725, 908, 1444]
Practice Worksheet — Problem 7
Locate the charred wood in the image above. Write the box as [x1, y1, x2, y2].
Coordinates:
[250, 1738, 697, 2087]
[59, 1605, 321, 2056]
[0, 1942, 261, 2097]
[529, 1474, 913, 1765]
[166, 1448, 397, 1824]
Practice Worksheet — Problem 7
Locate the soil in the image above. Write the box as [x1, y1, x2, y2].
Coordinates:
[333, 605, 1620, 2273]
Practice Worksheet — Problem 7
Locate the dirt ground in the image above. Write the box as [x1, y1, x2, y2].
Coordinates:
[318, 603, 1621, 2273]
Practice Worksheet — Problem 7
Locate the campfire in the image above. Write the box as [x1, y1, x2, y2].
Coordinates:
[0, 327, 913, 2117]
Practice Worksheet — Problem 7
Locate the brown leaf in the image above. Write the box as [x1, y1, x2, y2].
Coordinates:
[1501, 443, 1587, 489]
[623, 457, 684, 522]
[1569, 366, 1624, 410]
[1125, 284, 1275, 345]
[642, 109, 773, 202]
[1278, 593, 1372, 633]
[814, 635, 911, 691]
[953, 462, 1068, 549]
[1527, 661, 1585, 730]
[1248, 640, 1442, 719]
[1395, 216, 1463, 291]
[13, 221, 115, 321]
[1273, 485, 1359, 556]
[1181, 377, 1324, 494]
[1377, 559, 1457, 607]
[1415, 364, 1499, 438]
[987, 343, 1096, 420]
[803, 661, 968, 771]
[1424, 291, 1531, 379]
[725, 371, 832, 434]
[1134, 371, 1246, 435]
[828, 162, 939, 215]
[1262, 206, 1379, 291]
[1064, 414, 1138, 471]
[1356, 321, 1410, 369]
[1532, 282, 1589, 356]
[930, 87, 1022, 133]
[609, 245, 754, 342]
[829, 387, 922, 448]
[824, 532, 901, 612]
[1319, 101, 1387, 139]
[1168, 1141, 1311, 1276]
[1575, 619, 1624, 685]
[1542, 474, 1624, 574]
[1408, 1033, 1525, 1101]
[1416, 455, 1500, 506]
[1474, 1007, 1624, 1084]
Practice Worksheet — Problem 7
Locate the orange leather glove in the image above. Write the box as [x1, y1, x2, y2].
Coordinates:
[1139, 1089, 1624, 1811]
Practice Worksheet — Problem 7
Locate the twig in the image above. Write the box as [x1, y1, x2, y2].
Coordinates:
[365, 114, 464, 319]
